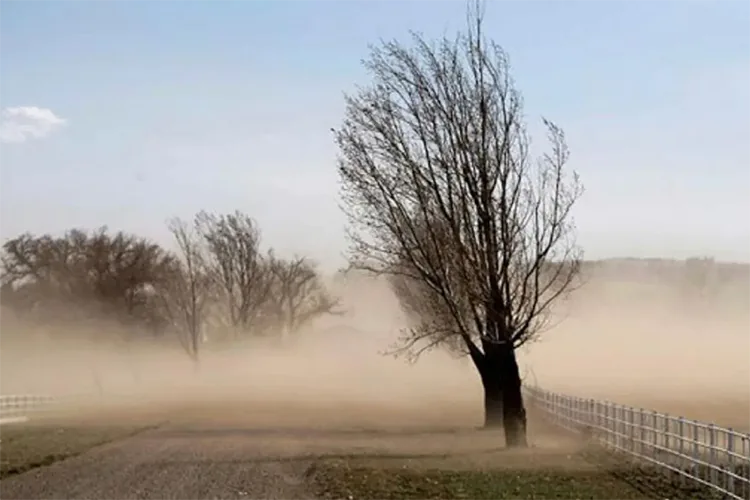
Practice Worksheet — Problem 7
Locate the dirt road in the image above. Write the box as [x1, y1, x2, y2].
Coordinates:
[0, 409, 584, 500]
[0, 424, 319, 499]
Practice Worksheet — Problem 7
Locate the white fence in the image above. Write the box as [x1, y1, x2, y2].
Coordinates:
[0, 394, 54, 424]
[524, 386, 750, 500]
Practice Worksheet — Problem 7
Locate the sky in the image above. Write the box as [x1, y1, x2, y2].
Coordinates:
[1, 0, 748, 269]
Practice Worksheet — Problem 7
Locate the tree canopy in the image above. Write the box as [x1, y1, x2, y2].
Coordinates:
[334, 3, 583, 446]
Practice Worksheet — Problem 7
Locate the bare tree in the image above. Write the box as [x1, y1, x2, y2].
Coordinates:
[195, 210, 274, 337]
[156, 218, 213, 365]
[1, 228, 175, 329]
[266, 255, 342, 337]
[685, 256, 714, 297]
[334, 2, 583, 446]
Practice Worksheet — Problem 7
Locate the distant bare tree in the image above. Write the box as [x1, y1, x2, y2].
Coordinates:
[266, 255, 342, 336]
[195, 211, 274, 336]
[334, 1, 583, 446]
[156, 218, 213, 365]
[685, 256, 714, 298]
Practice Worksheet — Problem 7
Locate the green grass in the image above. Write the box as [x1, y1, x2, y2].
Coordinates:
[0, 423, 156, 479]
[309, 461, 658, 500]
[309, 450, 728, 500]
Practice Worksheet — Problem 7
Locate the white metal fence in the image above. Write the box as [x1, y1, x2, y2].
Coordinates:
[524, 386, 750, 500]
[0, 394, 54, 424]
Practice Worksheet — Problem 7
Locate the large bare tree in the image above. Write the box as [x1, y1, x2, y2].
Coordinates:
[334, 3, 583, 446]
[195, 210, 274, 337]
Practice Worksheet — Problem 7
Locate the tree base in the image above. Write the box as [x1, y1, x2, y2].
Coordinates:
[503, 407, 528, 447]
[483, 395, 527, 446]
[480, 346, 529, 448]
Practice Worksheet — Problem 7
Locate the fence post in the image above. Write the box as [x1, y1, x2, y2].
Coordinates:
[591, 399, 601, 436]
[743, 434, 750, 496]
[570, 397, 575, 429]
[615, 405, 620, 450]
[652, 411, 659, 462]
[551, 393, 557, 424]
[617, 405, 628, 451]
[639, 408, 646, 458]
[621, 405, 627, 451]
[612, 405, 618, 451]
[709, 424, 718, 486]
[678, 417, 685, 487]
[726, 429, 734, 498]
[628, 407, 635, 454]
[571, 396, 576, 431]
[664, 416, 672, 483]
[603, 404, 610, 448]
[692, 421, 701, 482]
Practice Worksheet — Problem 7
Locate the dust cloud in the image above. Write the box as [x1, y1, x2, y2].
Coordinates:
[523, 261, 750, 429]
[1, 261, 748, 431]
[0, 273, 482, 431]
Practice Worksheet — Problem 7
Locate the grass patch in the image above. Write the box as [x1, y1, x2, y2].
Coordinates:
[0, 423, 157, 479]
[310, 461, 728, 500]
[579, 447, 728, 500]
[309, 461, 658, 499]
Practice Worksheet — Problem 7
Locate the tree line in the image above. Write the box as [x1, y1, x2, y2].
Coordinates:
[0, 210, 340, 364]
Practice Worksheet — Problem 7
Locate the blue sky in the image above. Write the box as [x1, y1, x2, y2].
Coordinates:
[1, 0, 748, 268]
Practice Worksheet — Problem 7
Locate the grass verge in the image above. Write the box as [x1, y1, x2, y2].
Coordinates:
[309, 448, 728, 500]
[309, 460, 657, 499]
[0, 423, 158, 479]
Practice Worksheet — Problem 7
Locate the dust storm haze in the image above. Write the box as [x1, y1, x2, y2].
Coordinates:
[1, 260, 748, 431]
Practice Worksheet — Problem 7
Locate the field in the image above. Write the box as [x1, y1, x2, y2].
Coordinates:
[0, 392, 744, 499]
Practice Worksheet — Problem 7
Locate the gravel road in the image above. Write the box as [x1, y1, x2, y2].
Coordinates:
[0, 426, 317, 500]
[0, 402, 586, 500]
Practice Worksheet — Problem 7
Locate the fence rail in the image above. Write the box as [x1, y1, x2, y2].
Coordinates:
[524, 386, 750, 500]
[0, 394, 55, 424]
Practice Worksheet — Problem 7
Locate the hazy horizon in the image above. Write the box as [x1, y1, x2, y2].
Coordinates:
[1, 1, 749, 270]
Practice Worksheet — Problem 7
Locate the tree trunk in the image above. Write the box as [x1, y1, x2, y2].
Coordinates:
[468, 339, 503, 429]
[498, 344, 528, 447]
[482, 376, 504, 428]
[480, 344, 528, 447]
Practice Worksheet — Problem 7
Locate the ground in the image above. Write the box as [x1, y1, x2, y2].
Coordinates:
[0, 423, 154, 479]
[0, 399, 729, 500]
[312, 462, 651, 499]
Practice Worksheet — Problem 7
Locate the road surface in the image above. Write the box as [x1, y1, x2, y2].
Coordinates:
[0, 403, 584, 500]
[0, 426, 318, 500]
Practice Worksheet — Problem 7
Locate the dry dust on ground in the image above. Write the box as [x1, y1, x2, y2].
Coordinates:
[0, 267, 748, 498]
